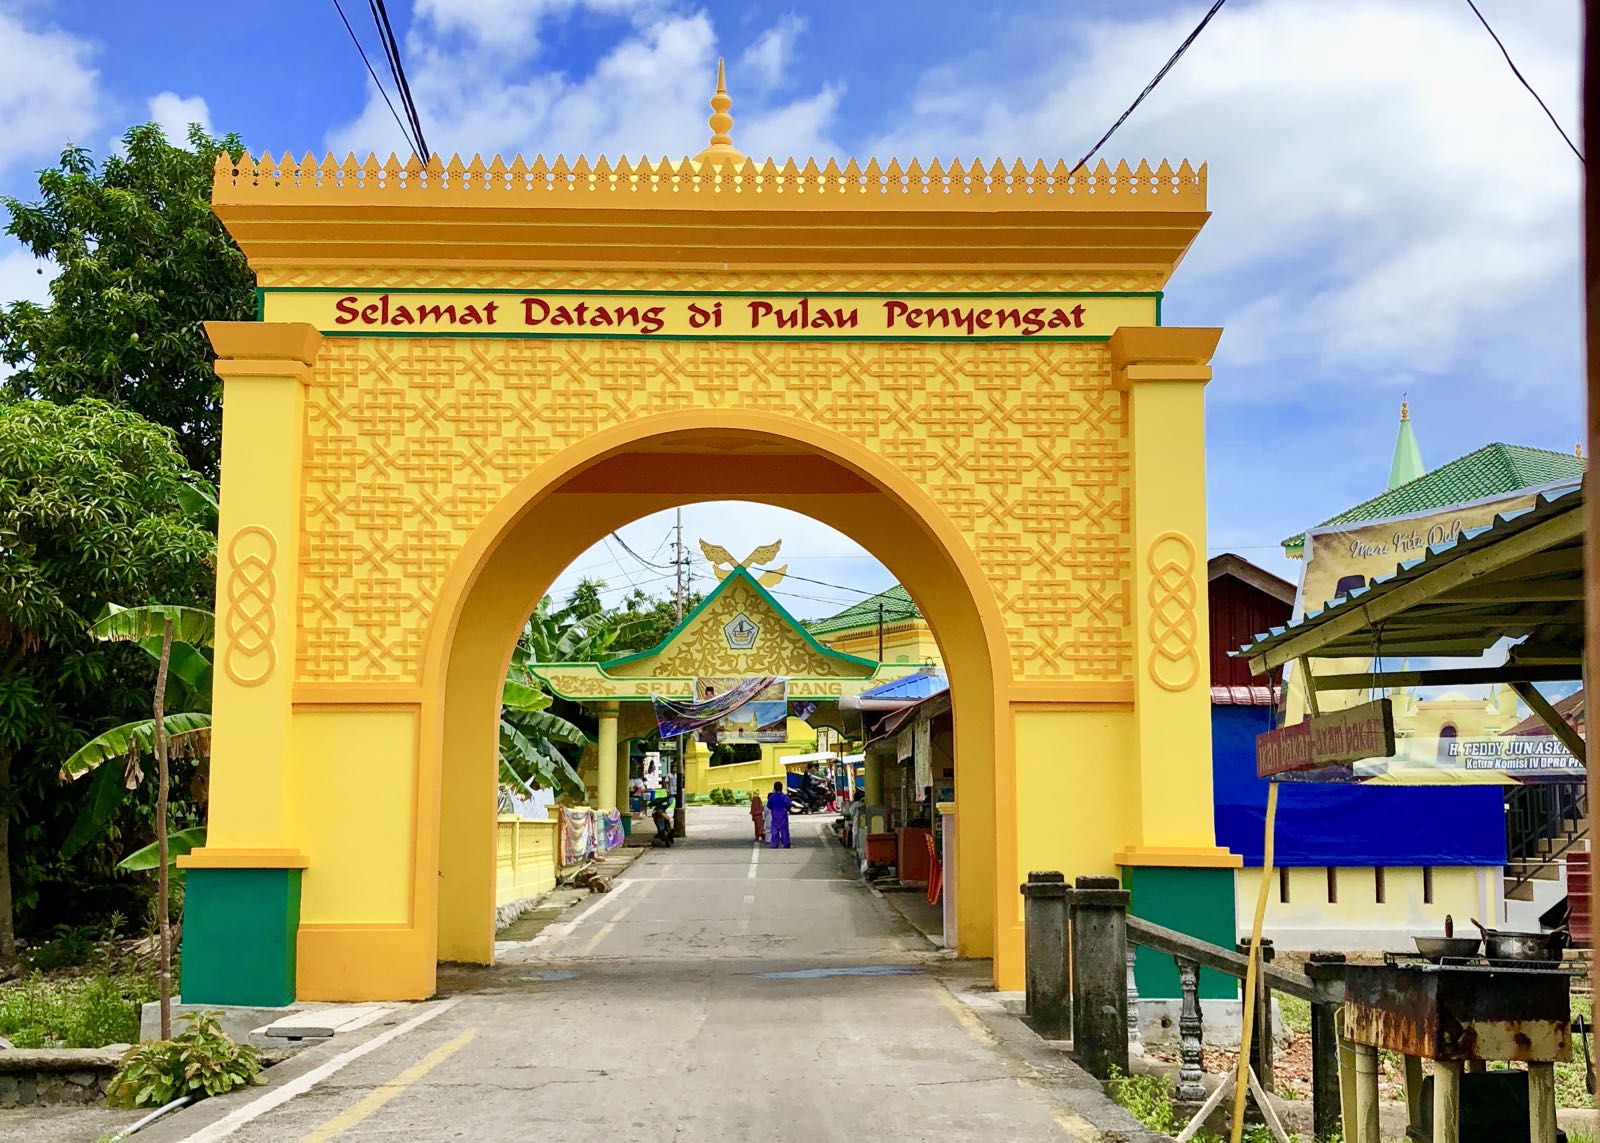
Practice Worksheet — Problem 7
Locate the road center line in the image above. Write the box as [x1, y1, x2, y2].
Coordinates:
[174, 998, 462, 1142]
[297, 1029, 476, 1143]
[748, 842, 760, 880]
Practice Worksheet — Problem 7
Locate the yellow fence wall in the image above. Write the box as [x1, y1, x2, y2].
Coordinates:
[495, 815, 558, 909]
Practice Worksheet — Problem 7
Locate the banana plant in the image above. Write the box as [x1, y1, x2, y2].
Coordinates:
[60, 604, 214, 856]
[62, 603, 211, 1040]
[499, 670, 588, 801]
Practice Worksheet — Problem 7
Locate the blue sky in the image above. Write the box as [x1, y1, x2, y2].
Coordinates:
[0, 0, 1584, 619]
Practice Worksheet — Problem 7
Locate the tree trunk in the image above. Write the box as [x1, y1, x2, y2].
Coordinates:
[0, 745, 13, 970]
[154, 618, 174, 1040]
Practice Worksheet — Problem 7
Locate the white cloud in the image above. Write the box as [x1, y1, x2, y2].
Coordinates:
[0, 246, 54, 307]
[0, 8, 101, 177]
[146, 92, 212, 141]
[326, 7, 841, 161]
[866, 0, 1581, 385]
[740, 14, 803, 91]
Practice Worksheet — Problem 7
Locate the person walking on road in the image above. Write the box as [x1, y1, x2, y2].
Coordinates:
[749, 790, 765, 842]
[766, 781, 792, 849]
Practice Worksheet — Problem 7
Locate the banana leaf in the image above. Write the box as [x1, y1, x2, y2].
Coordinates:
[118, 827, 207, 871]
[509, 705, 589, 746]
[89, 603, 216, 649]
[499, 719, 586, 800]
[500, 676, 552, 713]
[132, 640, 213, 708]
[61, 763, 132, 857]
[60, 713, 212, 780]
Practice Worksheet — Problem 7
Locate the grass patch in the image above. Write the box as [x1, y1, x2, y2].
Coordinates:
[0, 970, 156, 1048]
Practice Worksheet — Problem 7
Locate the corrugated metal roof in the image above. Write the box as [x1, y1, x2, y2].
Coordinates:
[859, 671, 948, 702]
[1241, 483, 1583, 664]
[1281, 443, 1585, 553]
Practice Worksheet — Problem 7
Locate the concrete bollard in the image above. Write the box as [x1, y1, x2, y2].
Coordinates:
[1021, 871, 1072, 1039]
[1069, 875, 1130, 1081]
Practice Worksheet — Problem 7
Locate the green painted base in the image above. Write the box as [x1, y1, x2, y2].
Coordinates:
[1121, 865, 1236, 1001]
[180, 867, 301, 1007]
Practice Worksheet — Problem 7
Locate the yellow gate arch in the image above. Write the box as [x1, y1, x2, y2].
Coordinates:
[178, 77, 1237, 1004]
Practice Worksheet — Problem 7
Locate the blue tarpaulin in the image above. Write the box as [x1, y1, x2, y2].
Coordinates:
[1211, 705, 1506, 866]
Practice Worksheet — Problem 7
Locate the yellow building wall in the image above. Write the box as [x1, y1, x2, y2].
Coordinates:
[686, 717, 820, 796]
[1236, 865, 1499, 951]
[819, 622, 944, 668]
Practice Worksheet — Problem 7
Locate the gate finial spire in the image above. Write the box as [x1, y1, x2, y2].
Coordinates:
[695, 58, 745, 166]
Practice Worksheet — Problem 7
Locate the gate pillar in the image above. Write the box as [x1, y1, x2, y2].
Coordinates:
[177, 322, 319, 1006]
[1111, 327, 1241, 999]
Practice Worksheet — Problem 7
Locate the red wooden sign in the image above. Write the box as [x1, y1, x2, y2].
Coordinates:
[1256, 699, 1395, 778]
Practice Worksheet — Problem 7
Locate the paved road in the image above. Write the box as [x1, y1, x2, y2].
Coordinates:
[149, 807, 1101, 1142]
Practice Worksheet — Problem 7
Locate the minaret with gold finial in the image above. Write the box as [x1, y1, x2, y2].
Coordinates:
[1387, 399, 1424, 490]
[694, 59, 745, 166]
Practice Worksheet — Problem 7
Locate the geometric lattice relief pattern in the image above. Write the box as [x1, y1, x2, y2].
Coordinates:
[299, 338, 1131, 682]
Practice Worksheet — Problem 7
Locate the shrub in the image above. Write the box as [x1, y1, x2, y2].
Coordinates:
[107, 1011, 262, 1108]
[0, 971, 152, 1048]
[1106, 1068, 1180, 1133]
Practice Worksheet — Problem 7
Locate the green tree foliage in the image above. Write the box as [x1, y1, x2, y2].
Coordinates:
[0, 124, 255, 478]
[0, 399, 213, 962]
[614, 587, 701, 653]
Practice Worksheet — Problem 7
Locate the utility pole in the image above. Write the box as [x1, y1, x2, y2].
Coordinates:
[674, 508, 686, 619]
[672, 507, 688, 838]
[877, 602, 885, 661]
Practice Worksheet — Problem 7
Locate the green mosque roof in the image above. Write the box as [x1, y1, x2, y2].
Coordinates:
[1282, 441, 1585, 556]
[807, 584, 923, 636]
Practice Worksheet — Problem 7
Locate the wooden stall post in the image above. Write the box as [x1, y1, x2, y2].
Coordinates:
[1433, 1060, 1463, 1143]
[1303, 953, 1347, 1143]
[1070, 875, 1131, 1080]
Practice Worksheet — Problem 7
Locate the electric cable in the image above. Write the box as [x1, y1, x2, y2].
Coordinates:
[330, 0, 420, 155]
[1464, 0, 1583, 163]
[1069, 0, 1229, 176]
[369, 0, 431, 159]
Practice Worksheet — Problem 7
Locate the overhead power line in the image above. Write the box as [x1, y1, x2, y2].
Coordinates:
[1464, 0, 1584, 163]
[330, 0, 420, 155]
[1069, 0, 1229, 175]
[368, 0, 431, 160]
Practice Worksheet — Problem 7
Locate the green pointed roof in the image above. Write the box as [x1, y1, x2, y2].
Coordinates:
[1388, 401, 1424, 489]
[806, 584, 923, 637]
[604, 565, 879, 671]
[1282, 442, 1586, 556]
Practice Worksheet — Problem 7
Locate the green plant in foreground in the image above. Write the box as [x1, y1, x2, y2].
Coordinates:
[107, 1011, 262, 1108]
[1106, 1067, 1181, 1133]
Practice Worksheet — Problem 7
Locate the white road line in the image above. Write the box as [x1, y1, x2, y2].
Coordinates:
[174, 998, 462, 1143]
[748, 842, 760, 880]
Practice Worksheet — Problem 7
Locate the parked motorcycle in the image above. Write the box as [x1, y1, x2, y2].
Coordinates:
[787, 775, 834, 814]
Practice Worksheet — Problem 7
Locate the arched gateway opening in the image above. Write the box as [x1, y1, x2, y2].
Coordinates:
[177, 83, 1238, 1006]
[430, 417, 1010, 986]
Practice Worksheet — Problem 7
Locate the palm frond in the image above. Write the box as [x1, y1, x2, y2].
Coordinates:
[60, 713, 212, 781]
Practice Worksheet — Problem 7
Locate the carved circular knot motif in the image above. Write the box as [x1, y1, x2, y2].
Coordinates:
[1145, 531, 1198, 692]
[224, 526, 278, 686]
